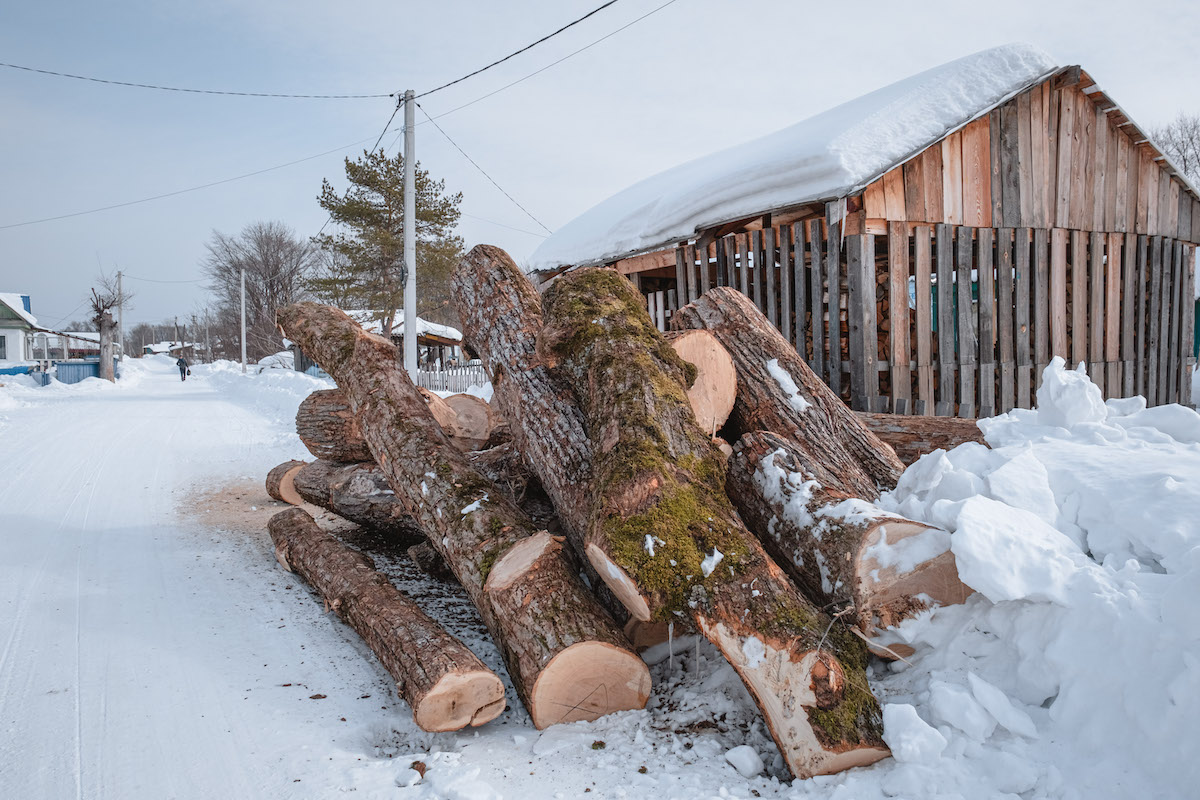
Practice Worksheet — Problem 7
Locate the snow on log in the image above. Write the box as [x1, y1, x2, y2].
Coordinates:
[292, 460, 423, 541]
[276, 302, 650, 728]
[296, 389, 374, 463]
[672, 287, 905, 495]
[267, 507, 505, 731]
[727, 431, 970, 646]
[854, 412, 987, 466]
[453, 247, 889, 779]
[265, 460, 305, 505]
[664, 329, 737, 437]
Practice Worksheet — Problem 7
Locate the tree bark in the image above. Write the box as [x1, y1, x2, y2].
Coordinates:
[292, 460, 423, 542]
[672, 288, 905, 495]
[453, 248, 888, 779]
[407, 540, 458, 583]
[266, 459, 305, 505]
[276, 302, 649, 728]
[98, 310, 115, 382]
[854, 412, 986, 466]
[268, 507, 504, 731]
[727, 431, 970, 646]
[296, 389, 374, 462]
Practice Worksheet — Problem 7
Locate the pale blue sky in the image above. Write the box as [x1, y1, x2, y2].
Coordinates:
[2, 0, 1197, 327]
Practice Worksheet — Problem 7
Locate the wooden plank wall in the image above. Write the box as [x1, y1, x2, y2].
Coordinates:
[668, 223, 1196, 416]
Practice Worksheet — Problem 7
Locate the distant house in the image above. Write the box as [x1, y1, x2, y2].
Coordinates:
[0, 293, 37, 366]
[529, 44, 1197, 415]
[143, 341, 200, 360]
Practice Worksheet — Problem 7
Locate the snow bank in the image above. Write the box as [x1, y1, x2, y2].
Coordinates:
[528, 43, 1056, 272]
[191, 359, 333, 430]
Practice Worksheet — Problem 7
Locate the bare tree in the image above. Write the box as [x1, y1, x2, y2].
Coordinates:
[89, 274, 132, 382]
[1152, 113, 1200, 185]
[202, 221, 319, 361]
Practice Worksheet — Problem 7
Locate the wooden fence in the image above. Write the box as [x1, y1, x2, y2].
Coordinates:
[416, 362, 489, 393]
[661, 222, 1195, 416]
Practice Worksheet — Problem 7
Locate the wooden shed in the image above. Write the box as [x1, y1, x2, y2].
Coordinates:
[528, 45, 1197, 416]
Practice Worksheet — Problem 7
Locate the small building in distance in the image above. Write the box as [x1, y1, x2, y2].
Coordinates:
[527, 44, 1197, 416]
[143, 341, 200, 361]
[0, 293, 38, 367]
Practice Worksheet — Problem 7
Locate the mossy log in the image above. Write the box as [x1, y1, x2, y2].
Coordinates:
[292, 460, 424, 542]
[268, 507, 504, 731]
[728, 431, 970, 652]
[671, 287, 905, 495]
[265, 459, 305, 505]
[452, 247, 888, 779]
[854, 412, 987, 466]
[276, 302, 649, 728]
[296, 389, 374, 463]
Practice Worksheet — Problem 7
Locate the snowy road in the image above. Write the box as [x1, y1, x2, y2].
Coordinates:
[0, 359, 408, 799]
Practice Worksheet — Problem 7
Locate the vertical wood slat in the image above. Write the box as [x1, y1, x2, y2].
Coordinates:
[1051, 229, 1069, 360]
[699, 241, 712, 296]
[997, 228, 1016, 412]
[924, 148, 945, 226]
[808, 220, 825, 382]
[826, 219, 843, 400]
[977, 228, 996, 417]
[791, 223, 807, 360]
[737, 233, 750, 297]
[942, 133, 964, 225]
[1120, 232, 1137, 396]
[1055, 88, 1076, 228]
[1000, 103, 1022, 228]
[655, 291, 667, 331]
[904, 158, 926, 222]
[989, 109, 1004, 229]
[1183, 246, 1196, 406]
[750, 230, 765, 312]
[779, 226, 792, 346]
[1028, 84, 1045, 226]
[847, 234, 870, 410]
[1115, 132, 1130, 233]
[1156, 237, 1171, 402]
[1136, 235, 1149, 398]
[1016, 92, 1034, 227]
[1014, 229, 1032, 407]
[956, 227, 978, 417]
[1105, 232, 1123, 393]
[883, 168, 906, 220]
[764, 228, 778, 329]
[1068, 91, 1091, 232]
[914, 226, 934, 413]
[1168, 240, 1182, 402]
[684, 244, 700, 304]
[888, 222, 911, 413]
[674, 247, 688, 310]
[1093, 106, 1108, 233]
[962, 119, 992, 228]
[1089, 231, 1106, 395]
[1033, 228, 1050, 375]
[719, 236, 732, 288]
[1147, 236, 1162, 406]
[1045, 85, 1059, 230]
[936, 224, 957, 415]
[1071, 230, 1088, 369]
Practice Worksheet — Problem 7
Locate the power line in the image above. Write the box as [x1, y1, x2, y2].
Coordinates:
[317, 97, 407, 238]
[417, 102, 552, 235]
[415, 0, 621, 99]
[0, 61, 394, 99]
[462, 213, 549, 238]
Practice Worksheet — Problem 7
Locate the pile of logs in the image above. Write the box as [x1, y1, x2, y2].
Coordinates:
[264, 244, 983, 780]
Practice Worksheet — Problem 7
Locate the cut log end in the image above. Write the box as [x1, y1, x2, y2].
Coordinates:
[667, 329, 737, 436]
[585, 543, 652, 622]
[529, 641, 651, 729]
[266, 460, 306, 506]
[856, 521, 972, 631]
[415, 670, 507, 731]
[485, 530, 555, 592]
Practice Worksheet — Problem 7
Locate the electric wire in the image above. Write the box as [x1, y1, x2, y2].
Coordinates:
[417, 102, 552, 234]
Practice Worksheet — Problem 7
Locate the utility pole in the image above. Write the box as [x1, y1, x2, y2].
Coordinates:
[116, 270, 124, 362]
[205, 310, 211, 364]
[174, 316, 180, 347]
[240, 267, 247, 373]
[403, 89, 417, 381]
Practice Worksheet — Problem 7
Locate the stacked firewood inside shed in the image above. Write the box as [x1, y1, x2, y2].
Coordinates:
[264, 244, 984, 780]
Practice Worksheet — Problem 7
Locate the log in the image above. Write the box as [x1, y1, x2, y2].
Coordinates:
[672, 287, 906, 496]
[407, 540, 458, 583]
[453, 248, 888, 779]
[664, 329, 737, 436]
[854, 412, 987, 466]
[268, 507, 504, 731]
[265, 460, 305, 505]
[727, 431, 970, 644]
[276, 302, 649, 728]
[296, 389, 374, 463]
[443, 393, 498, 447]
[292, 460, 423, 541]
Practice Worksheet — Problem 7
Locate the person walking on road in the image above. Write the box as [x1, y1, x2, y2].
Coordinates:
[176, 355, 190, 382]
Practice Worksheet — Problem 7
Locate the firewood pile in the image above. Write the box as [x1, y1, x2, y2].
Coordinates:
[264, 244, 984, 779]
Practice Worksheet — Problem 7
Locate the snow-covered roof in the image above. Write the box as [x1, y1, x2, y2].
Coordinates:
[528, 44, 1058, 274]
[0, 293, 38, 327]
[347, 311, 463, 343]
[144, 341, 201, 354]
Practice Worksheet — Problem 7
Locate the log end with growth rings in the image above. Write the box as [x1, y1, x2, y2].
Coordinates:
[528, 641, 651, 728]
[416, 670, 507, 731]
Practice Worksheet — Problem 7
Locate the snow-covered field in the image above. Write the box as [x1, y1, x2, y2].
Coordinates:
[1, 355, 1197, 799]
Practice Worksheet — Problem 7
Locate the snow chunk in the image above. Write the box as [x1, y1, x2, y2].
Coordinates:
[765, 358, 811, 413]
[741, 636, 766, 669]
[927, 680, 996, 742]
[700, 548, 724, 577]
[967, 673, 1038, 738]
[723, 745, 764, 778]
[881, 703, 947, 763]
[862, 524, 951, 574]
[460, 493, 487, 515]
[1036, 357, 1106, 428]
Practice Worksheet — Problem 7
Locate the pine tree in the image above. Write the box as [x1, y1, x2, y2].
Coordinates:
[311, 149, 463, 334]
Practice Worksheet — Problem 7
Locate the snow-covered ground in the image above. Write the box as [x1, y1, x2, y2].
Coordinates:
[2, 355, 1198, 799]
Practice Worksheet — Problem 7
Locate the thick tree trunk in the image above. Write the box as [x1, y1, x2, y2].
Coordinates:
[727, 431, 970, 647]
[664, 329, 736, 437]
[266, 460, 305, 505]
[296, 389, 374, 462]
[672, 288, 906, 495]
[292, 460, 423, 541]
[276, 302, 649, 728]
[268, 507, 504, 731]
[453, 248, 888, 779]
[854, 412, 986, 466]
